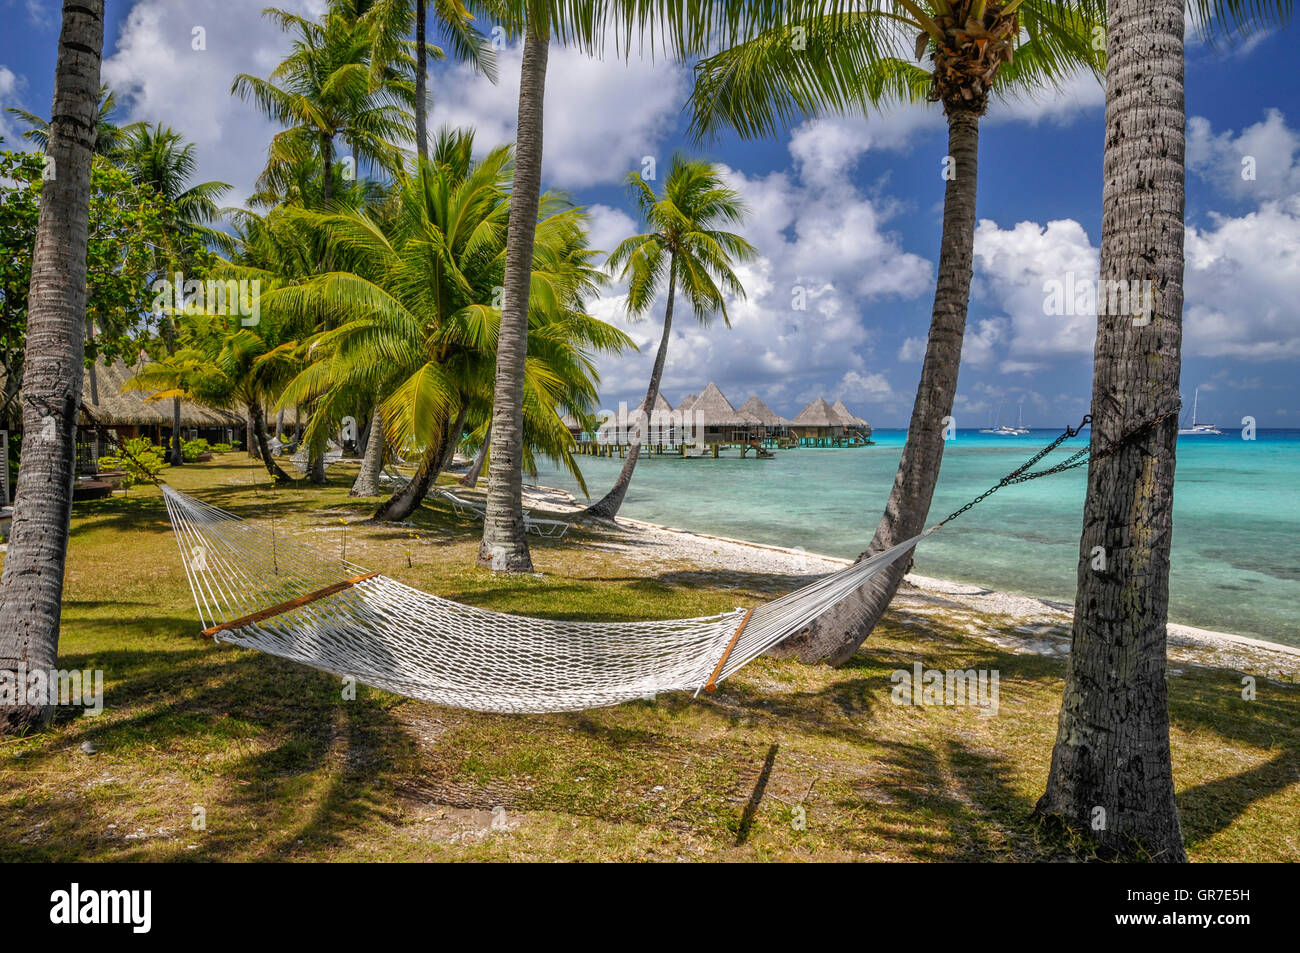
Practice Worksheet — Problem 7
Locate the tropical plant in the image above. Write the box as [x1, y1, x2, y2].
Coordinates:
[270, 130, 627, 521]
[0, 151, 172, 425]
[583, 156, 754, 519]
[476, 0, 826, 572]
[1036, 0, 1294, 862]
[117, 123, 232, 464]
[345, 0, 497, 161]
[0, 0, 106, 736]
[232, 3, 415, 204]
[688, 0, 1106, 664]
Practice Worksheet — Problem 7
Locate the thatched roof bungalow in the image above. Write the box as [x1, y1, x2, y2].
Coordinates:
[832, 399, 872, 436]
[737, 395, 790, 431]
[79, 358, 245, 434]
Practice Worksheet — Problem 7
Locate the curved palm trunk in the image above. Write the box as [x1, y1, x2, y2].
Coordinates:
[0, 0, 104, 735]
[438, 403, 468, 474]
[584, 266, 677, 519]
[1036, 0, 1187, 862]
[774, 108, 981, 665]
[249, 397, 292, 484]
[309, 445, 327, 485]
[459, 422, 489, 488]
[372, 405, 466, 522]
[350, 406, 385, 496]
[415, 0, 428, 162]
[478, 28, 547, 572]
[321, 133, 333, 202]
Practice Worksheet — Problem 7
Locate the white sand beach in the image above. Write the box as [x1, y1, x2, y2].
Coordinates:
[520, 483, 1300, 682]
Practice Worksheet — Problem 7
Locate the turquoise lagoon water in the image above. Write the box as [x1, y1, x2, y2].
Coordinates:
[532, 429, 1300, 647]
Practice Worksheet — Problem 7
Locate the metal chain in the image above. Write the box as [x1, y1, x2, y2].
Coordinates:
[937, 403, 1182, 527]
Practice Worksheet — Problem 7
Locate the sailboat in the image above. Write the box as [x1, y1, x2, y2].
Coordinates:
[1179, 388, 1222, 435]
[1012, 401, 1030, 435]
[991, 401, 1022, 436]
[980, 403, 1001, 434]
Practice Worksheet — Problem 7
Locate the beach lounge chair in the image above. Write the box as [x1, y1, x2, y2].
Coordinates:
[438, 490, 567, 539]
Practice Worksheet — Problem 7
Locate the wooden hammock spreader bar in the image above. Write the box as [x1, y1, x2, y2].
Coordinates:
[704, 607, 754, 694]
[201, 572, 380, 638]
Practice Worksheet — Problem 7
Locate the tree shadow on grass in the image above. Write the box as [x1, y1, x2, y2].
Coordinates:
[0, 640, 417, 862]
[1166, 668, 1300, 849]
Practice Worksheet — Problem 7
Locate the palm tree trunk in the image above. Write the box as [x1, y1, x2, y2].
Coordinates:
[584, 264, 677, 519]
[0, 0, 104, 736]
[415, 0, 428, 162]
[275, 408, 284, 441]
[350, 406, 385, 496]
[439, 403, 469, 474]
[249, 397, 292, 484]
[1035, 0, 1187, 862]
[246, 413, 259, 459]
[460, 422, 489, 488]
[373, 430, 445, 523]
[774, 108, 982, 665]
[478, 27, 547, 572]
[321, 133, 333, 202]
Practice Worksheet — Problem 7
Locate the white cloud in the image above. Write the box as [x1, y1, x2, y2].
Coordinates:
[971, 217, 1100, 371]
[587, 137, 932, 418]
[837, 370, 895, 403]
[989, 69, 1105, 127]
[970, 195, 1300, 367]
[1184, 196, 1300, 360]
[102, 0, 327, 205]
[1187, 109, 1300, 203]
[430, 41, 687, 190]
[0, 65, 28, 149]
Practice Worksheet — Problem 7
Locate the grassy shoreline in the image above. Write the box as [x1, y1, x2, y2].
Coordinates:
[1, 456, 1296, 861]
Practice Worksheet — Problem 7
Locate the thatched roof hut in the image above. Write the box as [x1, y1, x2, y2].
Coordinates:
[687, 382, 750, 428]
[675, 393, 699, 413]
[791, 397, 845, 429]
[832, 399, 870, 429]
[737, 395, 790, 428]
[78, 358, 244, 429]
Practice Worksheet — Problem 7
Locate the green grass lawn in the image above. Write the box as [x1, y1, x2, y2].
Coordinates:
[1, 454, 1296, 861]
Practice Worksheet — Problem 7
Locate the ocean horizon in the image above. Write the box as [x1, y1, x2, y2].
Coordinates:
[533, 427, 1300, 648]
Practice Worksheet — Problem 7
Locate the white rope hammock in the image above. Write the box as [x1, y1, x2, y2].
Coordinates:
[162, 485, 932, 714]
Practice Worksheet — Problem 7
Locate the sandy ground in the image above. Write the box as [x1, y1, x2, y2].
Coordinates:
[520, 483, 1300, 682]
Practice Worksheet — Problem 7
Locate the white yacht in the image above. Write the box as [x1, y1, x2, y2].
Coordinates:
[1179, 388, 1222, 435]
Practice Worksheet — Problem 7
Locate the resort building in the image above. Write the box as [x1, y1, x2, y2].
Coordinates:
[791, 397, 872, 447]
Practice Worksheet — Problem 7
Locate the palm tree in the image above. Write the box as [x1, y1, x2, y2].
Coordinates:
[232, 5, 414, 204]
[1036, 0, 1293, 862]
[128, 319, 300, 485]
[346, 0, 496, 161]
[478, 18, 550, 570]
[689, 0, 1105, 664]
[0, 0, 105, 736]
[583, 157, 754, 518]
[117, 123, 231, 466]
[272, 130, 626, 521]
[476, 0, 815, 572]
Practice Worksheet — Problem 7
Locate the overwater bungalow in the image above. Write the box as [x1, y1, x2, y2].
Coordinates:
[791, 397, 868, 447]
[688, 382, 760, 446]
[738, 395, 793, 446]
[832, 399, 874, 442]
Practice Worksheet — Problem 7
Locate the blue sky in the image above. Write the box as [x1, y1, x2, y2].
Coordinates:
[1, 0, 1296, 428]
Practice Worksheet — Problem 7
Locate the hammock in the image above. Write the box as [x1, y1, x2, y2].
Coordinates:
[161, 485, 931, 713]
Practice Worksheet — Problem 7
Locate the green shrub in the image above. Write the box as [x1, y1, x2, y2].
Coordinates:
[211, 442, 233, 454]
[181, 438, 211, 462]
[103, 438, 168, 488]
